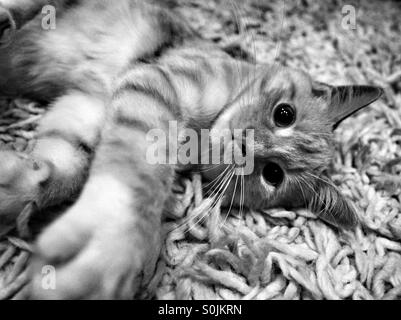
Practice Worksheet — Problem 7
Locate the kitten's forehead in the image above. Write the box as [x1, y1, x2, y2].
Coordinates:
[261, 66, 313, 97]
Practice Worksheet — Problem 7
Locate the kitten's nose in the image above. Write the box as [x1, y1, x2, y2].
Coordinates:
[231, 133, 247, 158]
[234, 139, 247, 157]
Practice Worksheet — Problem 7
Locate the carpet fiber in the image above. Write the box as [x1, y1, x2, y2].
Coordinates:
[1, 0, 401, 300]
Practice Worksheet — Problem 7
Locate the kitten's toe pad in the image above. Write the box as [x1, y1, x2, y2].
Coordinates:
[0, 8, 16, 48]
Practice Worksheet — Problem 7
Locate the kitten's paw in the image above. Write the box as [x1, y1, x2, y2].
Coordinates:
[29, 205, 156, 299]
[0, 7, 16, 48]
[0, 151, 51, 228]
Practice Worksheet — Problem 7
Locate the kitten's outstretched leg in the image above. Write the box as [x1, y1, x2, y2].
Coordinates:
[0, 91, 105, 234]
[30, 67, 177, 299]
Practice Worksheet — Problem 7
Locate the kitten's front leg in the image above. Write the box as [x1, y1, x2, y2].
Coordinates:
[30, 71, 177, 299]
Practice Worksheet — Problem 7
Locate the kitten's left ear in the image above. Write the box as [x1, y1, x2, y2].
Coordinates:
[307, 178, 359, 229]
[313, 83, 384, 130]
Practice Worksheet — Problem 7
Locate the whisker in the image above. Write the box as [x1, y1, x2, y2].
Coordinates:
[298, 174, 332, 218]
[209, 167, 236, 210]
[305, 171, 337, 189]
[298, 175, 320, 202]
[206, 165, 235, 200]
[186, 167, 236, 234]
[219, 170, 240, 231]
[174, 166, 235, 234]
[294, 176, 308, 207]
[239, 167, 245, 221]
[203, 165, 231, 192]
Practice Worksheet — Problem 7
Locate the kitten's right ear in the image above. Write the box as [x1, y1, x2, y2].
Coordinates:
[307, 178, 359, 229]
[312, 82, 383, 130]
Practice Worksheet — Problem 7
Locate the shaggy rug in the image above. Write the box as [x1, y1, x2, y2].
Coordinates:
[1, 0, 401, 300]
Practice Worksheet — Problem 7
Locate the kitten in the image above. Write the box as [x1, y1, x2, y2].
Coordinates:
[0, 0, 382, 299]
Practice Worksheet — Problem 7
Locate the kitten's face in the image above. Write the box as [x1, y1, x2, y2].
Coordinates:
[207, 65, 382, 229]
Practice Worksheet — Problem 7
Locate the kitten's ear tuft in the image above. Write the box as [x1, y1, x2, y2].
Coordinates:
[308, 178, 359, 229]
[313, 83, 383, 130]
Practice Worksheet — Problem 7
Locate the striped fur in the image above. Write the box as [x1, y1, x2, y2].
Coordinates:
[0, 0, 382, 299]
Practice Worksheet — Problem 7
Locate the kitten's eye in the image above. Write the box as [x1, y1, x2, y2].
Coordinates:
[262, 162, 284, 187]
[273, 103, 296, 127]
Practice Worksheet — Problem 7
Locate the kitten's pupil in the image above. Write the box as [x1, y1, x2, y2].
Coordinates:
[273, 103, 296, 127]
[262, 162, 284, 187]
